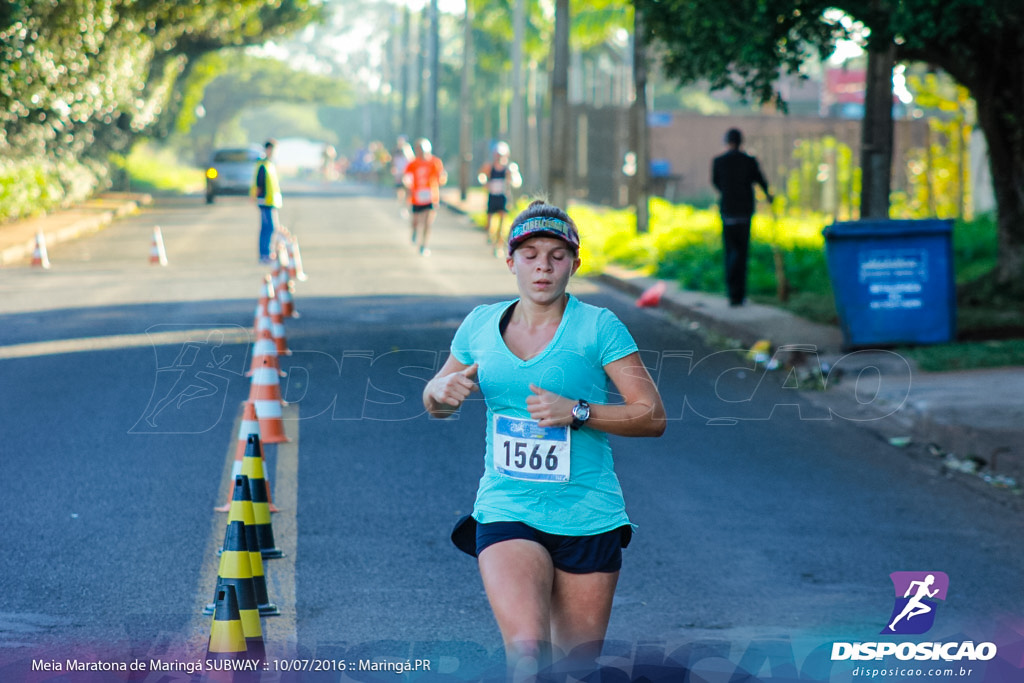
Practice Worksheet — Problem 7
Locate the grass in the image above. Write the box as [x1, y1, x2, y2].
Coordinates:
[110, 143, 206, 195]
[899, 339, 1024, 372]
[473, 195, 1023, 372]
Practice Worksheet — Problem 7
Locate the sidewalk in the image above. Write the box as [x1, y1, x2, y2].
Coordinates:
[440, 188, 1024, 505]
[0, 192, 152, 266]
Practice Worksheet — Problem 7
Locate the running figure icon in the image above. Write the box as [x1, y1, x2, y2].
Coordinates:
[888, 574, 939, 631]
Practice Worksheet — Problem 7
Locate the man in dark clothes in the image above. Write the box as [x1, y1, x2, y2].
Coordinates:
[711, 128, 774, 306]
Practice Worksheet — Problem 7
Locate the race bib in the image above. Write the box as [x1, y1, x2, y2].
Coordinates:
[486, 178, 506, 194]
[415, 188, 433, 203]
[493, 415, 570, 483]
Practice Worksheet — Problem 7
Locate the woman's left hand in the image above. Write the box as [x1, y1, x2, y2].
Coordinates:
[526, 384, 574, 427]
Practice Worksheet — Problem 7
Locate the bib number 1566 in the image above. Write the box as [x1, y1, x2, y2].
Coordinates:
[504, 441, 559, 472]
[493, 416, 570, 483]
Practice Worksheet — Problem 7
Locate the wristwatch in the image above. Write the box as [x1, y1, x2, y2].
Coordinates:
[570, 399, 590, 430]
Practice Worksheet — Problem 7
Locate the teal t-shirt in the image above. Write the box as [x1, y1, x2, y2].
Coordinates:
[449, 294, 639, 536]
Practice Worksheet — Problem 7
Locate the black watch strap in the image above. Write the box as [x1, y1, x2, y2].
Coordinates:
[570, 399, 590, 430]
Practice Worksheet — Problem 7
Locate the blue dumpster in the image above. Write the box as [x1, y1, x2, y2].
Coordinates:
[822, 219, 956, 348]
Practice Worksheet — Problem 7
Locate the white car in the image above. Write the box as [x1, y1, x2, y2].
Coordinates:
[205, 146, 262, 204]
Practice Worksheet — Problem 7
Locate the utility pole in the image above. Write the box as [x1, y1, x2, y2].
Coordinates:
[458, 0, 474, 200]
[548, 0, 570, 209]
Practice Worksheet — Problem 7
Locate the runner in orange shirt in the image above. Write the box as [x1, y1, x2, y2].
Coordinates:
[402, 138, 447, 256]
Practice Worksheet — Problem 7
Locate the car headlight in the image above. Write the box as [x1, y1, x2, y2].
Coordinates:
[206, 168, 218, 180]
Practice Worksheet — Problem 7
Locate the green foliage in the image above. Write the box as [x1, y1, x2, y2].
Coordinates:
[637, 0, 845, 109]
[546, 199, 1009, 333]
[472, 0, 629, 72]
[895, 72, 975, 220]
[186, 53, 353, 156]
[0, 0, 322, 218]
[899, 340, 1024, 372]
[635, 0, 1024, 293]
[557, 199, 832, 295]
[0, 156, 104, 222]
[109, 142, 205, 194]
[783, 136, 860, 219]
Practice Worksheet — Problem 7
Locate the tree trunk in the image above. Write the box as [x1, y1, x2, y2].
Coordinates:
[427, 0, 440, 145]
[511, 0, 526, 176]
[974, 72, 1024, 296]
[547, 0, 570, 209]
[399, 7, 411, 138]
[457, 0, 473, 200]
[631, 6, 649, 233]
[858, 41, 895, 220]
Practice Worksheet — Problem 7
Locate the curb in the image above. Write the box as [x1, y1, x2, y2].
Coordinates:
[0, 192, 152, 266]
[592, 268, 764, 348]
[592, 264, 846, 354]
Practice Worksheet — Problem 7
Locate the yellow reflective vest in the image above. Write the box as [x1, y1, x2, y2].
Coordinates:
[252, 159, 283, 208]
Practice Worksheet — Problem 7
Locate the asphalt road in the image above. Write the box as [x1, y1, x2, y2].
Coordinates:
[0, 181, 1021, 681]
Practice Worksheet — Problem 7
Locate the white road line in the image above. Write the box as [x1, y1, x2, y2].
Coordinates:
[0, 327, 252, 360]
[190, 402, 299, 662]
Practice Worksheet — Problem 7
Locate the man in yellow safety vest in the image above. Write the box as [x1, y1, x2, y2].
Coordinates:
[252, 139, 283, 264]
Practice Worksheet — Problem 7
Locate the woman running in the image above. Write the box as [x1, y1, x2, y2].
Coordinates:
[423, 200, 666, 680]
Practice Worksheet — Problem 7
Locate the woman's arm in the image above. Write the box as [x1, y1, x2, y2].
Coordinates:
[423, 355, 479, 418]
[526, 352, 666, 437]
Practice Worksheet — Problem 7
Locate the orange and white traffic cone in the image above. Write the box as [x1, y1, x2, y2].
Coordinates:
[149, 226, 168, 266]
[248, 357, 285, 405]
[252, 276, 275, 344]
[249, 358, 289, 443]
[276, 269, 297, 319]
[253, 397, 289, 444]
[215, 403, 280, 513]
[288, 235, 308, 282]
[266, 293, 291, 357]
[246, 331, 284, 379]
[31, 231, 51, 269]
[275, 243, 298, 319]
[635, 280, 667, 308]
[269, 248, 283, 285]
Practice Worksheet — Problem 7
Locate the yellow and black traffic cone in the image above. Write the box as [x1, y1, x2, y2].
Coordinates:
[216, 408, 278, 513]
[206, 584, 247, 659]
[203, 518, 265, 659]
[229, 474, 280, 617]
[241, 435, 285, 559]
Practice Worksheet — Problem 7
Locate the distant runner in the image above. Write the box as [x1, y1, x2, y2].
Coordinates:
[402, 138, 447, 256]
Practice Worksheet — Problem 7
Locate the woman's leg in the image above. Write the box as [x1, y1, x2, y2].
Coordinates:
[478, 539, 555, 682]
[550, 569, 619, 667]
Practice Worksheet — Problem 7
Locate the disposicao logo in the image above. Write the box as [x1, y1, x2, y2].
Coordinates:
[882, 571, 949, 635]
[831, 571, 998, 663]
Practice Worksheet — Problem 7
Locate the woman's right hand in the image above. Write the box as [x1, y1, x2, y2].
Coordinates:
[425, 362, 479, 416]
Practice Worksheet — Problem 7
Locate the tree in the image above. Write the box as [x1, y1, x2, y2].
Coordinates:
[0, 0, 321, 218]
[465, 0, 632, 192]
[637, 0, 1024, 297]
[184, 53, 352, 161]
[548, 0, 571, 209]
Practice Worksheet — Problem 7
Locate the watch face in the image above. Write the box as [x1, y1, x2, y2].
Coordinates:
[574, 403, 590, 421]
